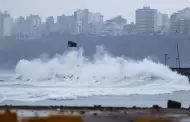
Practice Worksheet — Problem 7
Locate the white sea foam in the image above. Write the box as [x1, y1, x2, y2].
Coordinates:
[0, 46, 189, 101]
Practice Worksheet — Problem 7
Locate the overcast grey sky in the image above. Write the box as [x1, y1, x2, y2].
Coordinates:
[0, 0, 189, 22]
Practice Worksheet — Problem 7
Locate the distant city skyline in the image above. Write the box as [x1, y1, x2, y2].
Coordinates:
[0, 0, 190, 22]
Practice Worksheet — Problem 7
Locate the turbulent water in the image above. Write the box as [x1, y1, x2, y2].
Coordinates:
[0, 46, 190, 103]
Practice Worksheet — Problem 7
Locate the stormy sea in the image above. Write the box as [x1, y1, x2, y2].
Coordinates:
[0, 46, 190, 108]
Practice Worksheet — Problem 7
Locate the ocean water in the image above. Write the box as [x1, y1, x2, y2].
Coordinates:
[0, 46, 190, 107]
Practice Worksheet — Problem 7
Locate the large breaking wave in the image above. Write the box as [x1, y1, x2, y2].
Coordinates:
[0, 46, 190, 102]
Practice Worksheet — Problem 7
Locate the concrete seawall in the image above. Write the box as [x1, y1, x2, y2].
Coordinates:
[171, 68, 190, 80]
[1, 106, 190, 122]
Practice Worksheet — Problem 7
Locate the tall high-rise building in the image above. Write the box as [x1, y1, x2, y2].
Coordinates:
[26, 14, 41, 38]
[3, 11, 13, 37]
[74, 9, 89, 34]
[177, 7, 190, 19]
[88, 12, 104, 35]
[74, 9, 104, 35]
[135, 6, 158, 33]
[57, 14, 74, 34]
[170, 8, 190, 34]
[170, 13, 179, 34]
[179, 19, 190, 34]
[157, 12, 170, 33]
[46, 16, 55, 34]
[12, 16, 26, 38]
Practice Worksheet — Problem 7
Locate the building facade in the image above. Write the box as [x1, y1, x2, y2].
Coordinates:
[135, 6, 158, 33]
[123, 22, 136, 35]
[57, 15, 74, 34]
[74, 9, 89, 34]
[12, 16, 26, 38]
[88, 12, 103, 35]
[179, 19, 190, 34]
[157, 13, 170, 33]
[170, 8, 190, 34]
[170, 13, 179, 34]
[45, 16, 55, 35]
[26, 14, 41, 38]
[3, 11, 13, 37]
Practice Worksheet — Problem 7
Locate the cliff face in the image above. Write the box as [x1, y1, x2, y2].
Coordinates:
[0, 35, 190, 69]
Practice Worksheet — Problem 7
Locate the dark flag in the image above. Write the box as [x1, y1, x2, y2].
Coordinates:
[67, 41, 77, 48]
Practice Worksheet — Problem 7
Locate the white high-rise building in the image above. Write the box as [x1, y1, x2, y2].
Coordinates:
[74, 9, 104, 35]
[170, 8, 190, 34]
[178, 7, 190, 19]
[74, 9, 89, 34]
[13, 16, 26, 37]
[88, 12, 103, 35]
[26, 14, 41, 38]
[170, 13, 179, 34]
[88, 12, 103, 23]
[3, 11, 13, 37]
[178, 19, 190, 34]
[57, 15, 74, 34]
[135, 6, 158, 33]
[46, 16, 55, 34]
[157, 12, 169, 33]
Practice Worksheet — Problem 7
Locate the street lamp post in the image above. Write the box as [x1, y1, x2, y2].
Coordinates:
[164, 53, 168, 65]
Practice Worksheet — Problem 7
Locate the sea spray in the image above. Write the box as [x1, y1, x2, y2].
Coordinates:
[0, 46, 189, 101]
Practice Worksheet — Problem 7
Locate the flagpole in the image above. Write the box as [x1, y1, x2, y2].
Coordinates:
[176, 40, 181, 68]
[175, 29, 181, 68]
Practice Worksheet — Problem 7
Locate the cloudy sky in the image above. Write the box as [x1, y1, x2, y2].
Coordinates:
[0, 0, 189, 22]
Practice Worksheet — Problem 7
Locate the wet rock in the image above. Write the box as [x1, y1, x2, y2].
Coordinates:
[167, 100, 181, 108]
